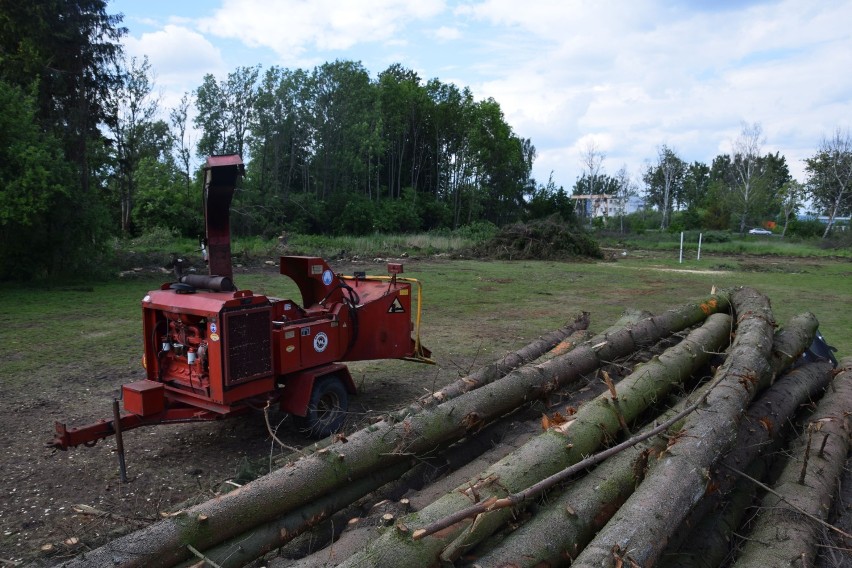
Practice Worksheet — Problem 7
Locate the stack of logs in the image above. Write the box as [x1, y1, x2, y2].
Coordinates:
[59, 287, 851, 568]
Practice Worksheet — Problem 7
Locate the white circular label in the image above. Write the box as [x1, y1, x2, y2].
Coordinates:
[313, 332, 329, 352]
[322, 269, 334, 286]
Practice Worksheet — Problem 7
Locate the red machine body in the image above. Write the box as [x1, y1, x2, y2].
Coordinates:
[51, 155, 430, 450]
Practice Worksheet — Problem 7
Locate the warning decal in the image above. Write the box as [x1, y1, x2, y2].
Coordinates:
[388, 298, 406, 313]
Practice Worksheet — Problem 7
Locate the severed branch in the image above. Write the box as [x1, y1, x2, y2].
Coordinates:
[412, 374, 726, 540]
[720, 463, 852, 542]
[263, 401, 307, 456]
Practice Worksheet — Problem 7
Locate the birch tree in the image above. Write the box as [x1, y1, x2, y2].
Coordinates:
[731, 121, 766, 233]
[805, 128, 852, 237]
[778, 179, 804, 237]
[644, 145, 684, 230]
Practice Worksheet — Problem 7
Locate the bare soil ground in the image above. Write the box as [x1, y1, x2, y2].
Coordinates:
[0, 262, 479, 565]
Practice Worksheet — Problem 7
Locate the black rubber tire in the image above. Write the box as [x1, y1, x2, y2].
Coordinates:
[299, 375, 348, 438]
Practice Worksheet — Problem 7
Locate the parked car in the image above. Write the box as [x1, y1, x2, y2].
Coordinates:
[748, 228, 773, 235]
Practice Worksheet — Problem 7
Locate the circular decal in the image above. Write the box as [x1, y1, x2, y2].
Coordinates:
[313, 331, 329, 353]
[322, 269, 334, 286]
[210, 323, 217, 333]
[209, 333, 220, 342]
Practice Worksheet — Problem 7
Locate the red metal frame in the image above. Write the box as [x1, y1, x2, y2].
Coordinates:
[49, 155, 430, 452]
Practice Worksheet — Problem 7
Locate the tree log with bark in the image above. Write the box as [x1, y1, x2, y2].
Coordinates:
[59, 294, 729, 568]
[659, 358, 835, 567]
[270, 316, 593, 470]
[337, 311, 732, 567]
[571, 287, 776, 568]
[731, 356, 852, 568]
[392, 313, 592, 420]
[470, 312, 822, 568]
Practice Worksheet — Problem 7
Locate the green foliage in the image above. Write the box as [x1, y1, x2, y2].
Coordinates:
[572, 172, 621, 196]
[699, 230, 733, 243]
[454, 220, 499, 241]
[131, 157, 203, 237]
[785, 218, 826, 239]
[479, 215, 602, 260]
[804, 131, 852, 235]
[125, 226, 183, 251]
[333, 194, 375, 235]
[0, 1, 124, 280]
[673, 208, 702, 230]
[818, 229, 852, 251]
[643, 145, 685, 229]
[280, 193, 329, 234]
[373, 190, 420, 233]
[527, 176, 575, 222]
[0, 80, 77, 279]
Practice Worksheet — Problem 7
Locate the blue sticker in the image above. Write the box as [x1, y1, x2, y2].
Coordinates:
[322, 269, 334, 286]
[210, 323, 217, 333]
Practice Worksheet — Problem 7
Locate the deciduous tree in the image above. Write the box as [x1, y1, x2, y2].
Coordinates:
[644, 145, 685, 230]
[805, 128, 852, 237]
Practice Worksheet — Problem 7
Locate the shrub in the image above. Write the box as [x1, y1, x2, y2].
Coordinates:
[455, 220, 499, 242]
[478, 215, 602, 260]
[370, 189, 421, 234]
[335, 195, 375, 236]
[786, 219, 825, 239]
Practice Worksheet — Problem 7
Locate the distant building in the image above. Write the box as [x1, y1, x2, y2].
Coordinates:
[797, 213, 850, 229]
[571, 194, 645, 219]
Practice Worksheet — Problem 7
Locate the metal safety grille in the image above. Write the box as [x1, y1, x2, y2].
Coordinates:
[223, 307, 272, 385]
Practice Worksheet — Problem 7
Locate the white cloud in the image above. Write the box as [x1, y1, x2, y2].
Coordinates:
[433, 26, 462, 41]
[124, 24, 225, 94]
[197, 0, 446, 63]
[454, 0, 852, 186]
[113, 0, 852, 188]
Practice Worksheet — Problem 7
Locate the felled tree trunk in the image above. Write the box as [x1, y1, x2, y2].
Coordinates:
[658, 359, 834, 567]
[571, 287, 776, 568]
[270, 316, 593, 470]
[183, 393, 545, 568]
[731, 357, 852, 568]
[470, 399, 691, 567]
[60, 293, 728, 568]
[472, 313, 823, 568]
[337, 311, 732, 568]
[393, 313, 592, 419]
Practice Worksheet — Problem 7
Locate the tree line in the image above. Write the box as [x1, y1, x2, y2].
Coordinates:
[576, 123, 851, 239]
[1, 1, 850, 280]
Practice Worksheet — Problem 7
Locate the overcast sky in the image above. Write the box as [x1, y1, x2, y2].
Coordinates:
[111, 0, 852, 190]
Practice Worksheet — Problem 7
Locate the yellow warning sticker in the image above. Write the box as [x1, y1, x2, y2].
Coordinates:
[210, 333, 220, 342]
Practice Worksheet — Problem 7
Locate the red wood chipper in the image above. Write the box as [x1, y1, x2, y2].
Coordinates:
[50, 154, 431, 461]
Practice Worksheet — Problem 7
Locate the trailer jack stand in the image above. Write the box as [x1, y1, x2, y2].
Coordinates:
[112, 399, 128, 483]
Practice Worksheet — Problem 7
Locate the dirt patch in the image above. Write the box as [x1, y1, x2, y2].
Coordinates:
[0, 262, 462, 565]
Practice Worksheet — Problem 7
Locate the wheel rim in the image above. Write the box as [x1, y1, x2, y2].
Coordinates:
[316, 390, 341, 426]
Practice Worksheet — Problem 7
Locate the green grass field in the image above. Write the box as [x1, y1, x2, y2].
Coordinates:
[2, 253, 848, 396]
